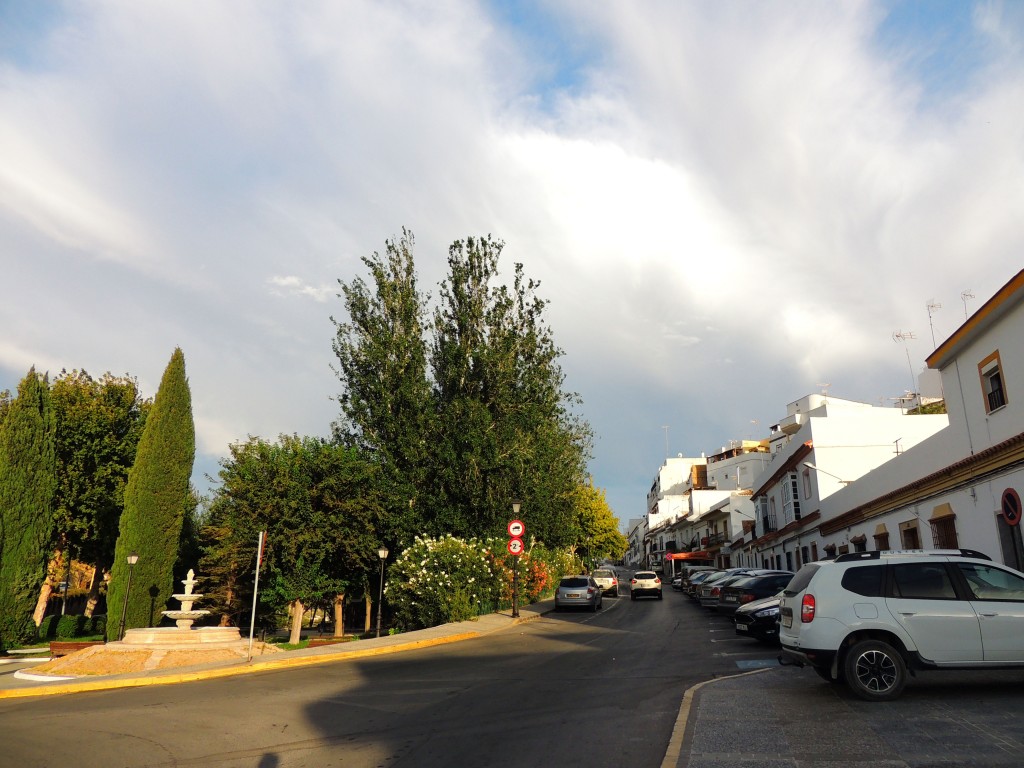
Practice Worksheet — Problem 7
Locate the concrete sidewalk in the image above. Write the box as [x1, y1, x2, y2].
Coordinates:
[0, 600, 553, 700]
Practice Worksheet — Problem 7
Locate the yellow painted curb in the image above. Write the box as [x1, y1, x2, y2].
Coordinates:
[0, 631, 482, 700]
[660, 667, 771, 768]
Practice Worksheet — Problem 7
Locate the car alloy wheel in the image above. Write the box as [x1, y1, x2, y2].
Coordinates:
[843, 639, 907, 701]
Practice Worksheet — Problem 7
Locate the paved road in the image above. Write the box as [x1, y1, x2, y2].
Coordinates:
[0, 585, 780, 768]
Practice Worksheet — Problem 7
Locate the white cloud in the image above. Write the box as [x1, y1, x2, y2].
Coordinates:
[1, 1, 1022, 517]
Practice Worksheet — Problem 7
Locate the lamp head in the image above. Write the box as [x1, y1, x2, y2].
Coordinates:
[378, 546, 389, 560]
[127, 552, 139, 566]
[512, 499, 522, 515]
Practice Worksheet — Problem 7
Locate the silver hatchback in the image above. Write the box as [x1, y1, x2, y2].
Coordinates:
[555, 575, 603, 612]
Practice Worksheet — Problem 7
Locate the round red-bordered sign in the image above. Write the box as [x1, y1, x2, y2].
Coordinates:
[1002, 489, 1022, 527]
[508, 519, 525, 538]
[507, 536, 524, 556]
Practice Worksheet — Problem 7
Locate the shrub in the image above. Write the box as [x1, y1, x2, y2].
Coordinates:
[36, 613, 106, 641]
[386, 535, 498, 630]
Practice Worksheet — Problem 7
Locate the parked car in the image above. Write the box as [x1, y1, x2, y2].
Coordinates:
[778, 548, 1024, 701]
[695, 568, 757, 607]
[554, 575, 603, 612]
[630, 571, 663, 600]
[717, 572, 794, 616]
[591, 568, 620, 597]
[684, 570, 717, 598]
[733, 592, 783, 644]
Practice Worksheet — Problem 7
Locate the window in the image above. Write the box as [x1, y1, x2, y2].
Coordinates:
[900, 520, 921, 549]
[930, 516, 959, 549]
[957, 563, 1024, 601]
[892, 564, 956, 599]
[785, 551, 793, 571]
[852, 535, 868, 553]
[758, 496, 776, 533]
[873, 531, 890, 551]
[802, 467, 812, 499]
[782, 472, 801, 523]
[811, 542, 818, 561]
[979, 351, 1008, 413]
[842, 565, 884, 597]
[801, 545, 810, 565]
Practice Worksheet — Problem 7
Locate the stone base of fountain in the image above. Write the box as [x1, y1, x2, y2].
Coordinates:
[121, 625, 243, 647]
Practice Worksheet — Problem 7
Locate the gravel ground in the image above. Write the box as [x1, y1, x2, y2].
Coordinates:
[31, 642, 280, 676]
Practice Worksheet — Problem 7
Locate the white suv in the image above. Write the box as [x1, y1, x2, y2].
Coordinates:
[779, 549, 1024, 701]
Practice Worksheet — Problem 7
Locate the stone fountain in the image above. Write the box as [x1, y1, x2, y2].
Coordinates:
[120, 568, 242, 647]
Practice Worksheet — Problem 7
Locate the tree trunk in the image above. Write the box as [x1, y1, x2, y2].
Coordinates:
[364, 593, 372, 634]
[32, 549, 63, 626]
[288, 598, 305, 645]
[333, 593, 345, 638]
[84, 565, 105, 618]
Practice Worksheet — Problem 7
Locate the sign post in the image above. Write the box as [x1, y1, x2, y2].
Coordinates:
[509, 505, 524, 618]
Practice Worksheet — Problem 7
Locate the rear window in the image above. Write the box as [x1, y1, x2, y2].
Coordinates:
[783, 564, 821, 595]
[634, 572, 656, 579]
[560, 577, 590, 588]
[593, 570, 614, 578]
[841, 565, 884, 597]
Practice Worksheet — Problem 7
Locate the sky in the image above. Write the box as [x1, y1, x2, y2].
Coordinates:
[2, 1, 1023, 529]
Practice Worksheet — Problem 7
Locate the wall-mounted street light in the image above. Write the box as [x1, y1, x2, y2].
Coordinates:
[803, 462, 852, 486]
[376, 546, 389, 638]
[117, 552, 139, 641]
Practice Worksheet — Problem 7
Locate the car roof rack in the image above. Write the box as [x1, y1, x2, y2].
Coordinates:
[833, 548, 991, 564]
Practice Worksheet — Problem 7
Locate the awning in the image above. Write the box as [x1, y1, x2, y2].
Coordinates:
[665, 551, 713, 560]
[930, 503, 955, 521]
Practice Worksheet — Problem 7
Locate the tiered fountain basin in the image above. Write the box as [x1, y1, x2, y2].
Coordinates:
[121, 625, 242, 647]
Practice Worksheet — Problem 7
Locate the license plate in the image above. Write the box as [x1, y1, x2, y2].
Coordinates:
[781, 615, 792, 628]
[567, 593, 580, 599]
[736, 624, 747, 631]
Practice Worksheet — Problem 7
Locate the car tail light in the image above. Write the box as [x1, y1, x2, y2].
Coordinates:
[654, 577, 661, 584]
[801, 594, 816, 623]
[611, 578, 617, 585]
[740, 594, 755, 604]
[631, 578, 637, 585]
[587, 588, 595, 596]
[710, 586, 720, 597]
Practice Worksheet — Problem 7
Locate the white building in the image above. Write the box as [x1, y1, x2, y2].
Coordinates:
[819, 270, 1024, 568]
[745, 394, 949, 571]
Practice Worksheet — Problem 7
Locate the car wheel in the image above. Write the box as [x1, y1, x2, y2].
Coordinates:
[631, 593, 637, 601]
[657, 592, 663, 600]
[843, 639, 907, 701]
[611, 588, 618, 598]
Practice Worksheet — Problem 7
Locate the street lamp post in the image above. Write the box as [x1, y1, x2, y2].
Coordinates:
[512, 500, 521, 618]
[117, 552, 139, 641]
[376, 546, 389, 638]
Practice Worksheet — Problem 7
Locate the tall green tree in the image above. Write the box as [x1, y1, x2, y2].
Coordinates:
[429, 235, 592, 544]
[107, 349, 195, 638]
[572, 481, 628, 567]
[0, 368, 57, 647]
[200, 435, 382, 641]
[48, 371, 149, 617]
[332, 228, 433, 547]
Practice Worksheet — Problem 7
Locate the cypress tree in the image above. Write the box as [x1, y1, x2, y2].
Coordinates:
[107, 349, 195, 638]
[0, 368, 57, 648]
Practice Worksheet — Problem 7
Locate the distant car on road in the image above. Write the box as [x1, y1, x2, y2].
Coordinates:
[555, 575, 603, 612]
[630, 571, 663, 600]
[591, 568, 620, 597]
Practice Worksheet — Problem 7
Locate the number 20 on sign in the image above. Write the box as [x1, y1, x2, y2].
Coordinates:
[507, 537, 524, 556]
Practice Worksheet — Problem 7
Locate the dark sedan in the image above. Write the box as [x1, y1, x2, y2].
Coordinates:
[733, 593, 783, 644]
[716, 572, 794, 616]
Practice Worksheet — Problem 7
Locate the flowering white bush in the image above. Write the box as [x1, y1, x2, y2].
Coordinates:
[385, 535, 498, 630]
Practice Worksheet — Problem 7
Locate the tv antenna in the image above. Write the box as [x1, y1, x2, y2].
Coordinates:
[926, 300, 942, 349]
[662, 425, 669, 459]
[818, 383, 831, 397]
[961, 290, 974, 320]
[892, 331, 918, 403]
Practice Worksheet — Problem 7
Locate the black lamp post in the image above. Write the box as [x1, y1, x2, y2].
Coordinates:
[117, 552, 139, 641]
[511, 500, 521, 618]
[376, 546, 389, 638]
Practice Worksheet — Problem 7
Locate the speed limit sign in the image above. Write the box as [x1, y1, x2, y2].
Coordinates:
[507, 537, 524, 556]
[508, 519, 525, 537]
